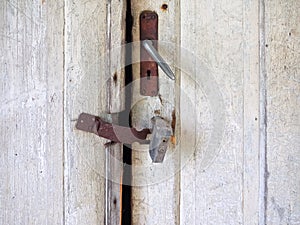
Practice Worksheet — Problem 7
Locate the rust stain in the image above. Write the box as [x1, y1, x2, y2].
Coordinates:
[171, 110, 176, 145]
[171, 109, 176, 132]
[119, 174, 123, 225]
[170, 136, 176, 145]
[161, 3, 168, 12]
[154, 109, 161, 115]
[113, 72, 117, 84]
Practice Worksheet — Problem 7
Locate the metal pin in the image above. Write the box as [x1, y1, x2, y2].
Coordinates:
[142, 40, 175, 80]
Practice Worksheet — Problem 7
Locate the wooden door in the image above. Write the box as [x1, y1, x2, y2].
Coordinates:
[1, 0, 299, 225]
[130, 0, 300, 225]
[0, 0, 125, 224]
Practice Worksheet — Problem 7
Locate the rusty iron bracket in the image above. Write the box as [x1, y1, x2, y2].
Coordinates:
[140, 11, 158, 96]
[76, 113, 150, 145]
[76, 113, 172, 163]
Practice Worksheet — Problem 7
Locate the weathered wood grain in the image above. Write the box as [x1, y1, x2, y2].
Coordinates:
[1, 0, 299, 224]
[243, 0, 260, 223]
[105, 1, 126, 225]
[64, 1, 106, 223]
[0, 0, 64, 224]
[180, 0, 260, 224]
[64, 0, 125, 224]
[265, 1, 300, 224]
[130, 0, 181, 224]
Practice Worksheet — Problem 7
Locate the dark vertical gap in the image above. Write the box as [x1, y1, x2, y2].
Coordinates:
[121, 0, 133, 224]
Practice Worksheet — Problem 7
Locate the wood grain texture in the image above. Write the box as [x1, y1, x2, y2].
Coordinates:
[0, 0, 64, 224]
[1, 0, 125, 224]
[64, 1, 107, 223]
[105, 1, 126, 225]
[265, 1, 300, 224]
[64, 0, 125, 224]
[243, 0, 260, 224]
[1, 0, 299, 224]
[130, 0, 181, 224]
[180, 0, 260, 224]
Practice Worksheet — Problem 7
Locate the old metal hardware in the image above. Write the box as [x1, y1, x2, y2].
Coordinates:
[142, 40, 175, 80]
[140, 11, 159, 96]
[76, 12, 175, 162]
[76, 113, 150, 144]
[140, 11, 175, 96]
[149, 116, 173, 163]
[76, 113, 172, 163]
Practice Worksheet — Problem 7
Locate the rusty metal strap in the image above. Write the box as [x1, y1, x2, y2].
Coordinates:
[76, 113, 150, 144]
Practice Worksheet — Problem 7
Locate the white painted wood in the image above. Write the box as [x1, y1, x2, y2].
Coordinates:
[243, 0, 260, 224]
[105, 1, 126, 225]
[265, 1, 300, 224]
[259, 0, 267, 224]
[130, 1, 181, 224]
[0, 0, 64, 224]
[180, 0, 260, 224]
[64, 0, 125, 225]
[1, 0, 125, 224]
[64, 1, 107, 223]
[1, 0, 299, 224]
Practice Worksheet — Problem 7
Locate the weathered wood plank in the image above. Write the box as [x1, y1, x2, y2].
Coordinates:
[105, 1, 126, 225]
[131, 1, 181, 224]
[243, 0, 260, 224]
[180, 0, 260, 224]
[64, 0, 125, 224]
[64, 2, 107, 223]
[265, 1, 300, 224]
[0, 0, 64, 224]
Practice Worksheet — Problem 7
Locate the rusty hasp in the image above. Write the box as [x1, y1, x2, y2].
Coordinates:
[76, 113, 150, 144]
[76, 113, 172, 163]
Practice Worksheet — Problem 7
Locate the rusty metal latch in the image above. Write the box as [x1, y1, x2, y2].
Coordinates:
[76, 113, 172, 163]
[76, 113, 150, 145]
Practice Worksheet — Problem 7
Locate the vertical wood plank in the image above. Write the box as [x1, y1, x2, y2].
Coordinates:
[130, 1, 181, 224]
[105, 1, 126, 225]
[243, 0, 260, 224]
[265, 1, 300, 224]
[180, 0, 260, 224]
[0, 0, 64, 224]
[64, 1, 107, 223]
[64, 0, 126, 224]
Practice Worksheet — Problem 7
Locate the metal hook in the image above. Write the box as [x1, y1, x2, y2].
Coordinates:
[142, 40, 175, 80]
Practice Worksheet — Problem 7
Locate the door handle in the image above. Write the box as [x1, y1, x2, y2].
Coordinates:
[142, 40, 175, 80]
[140, 11, 175, 96]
